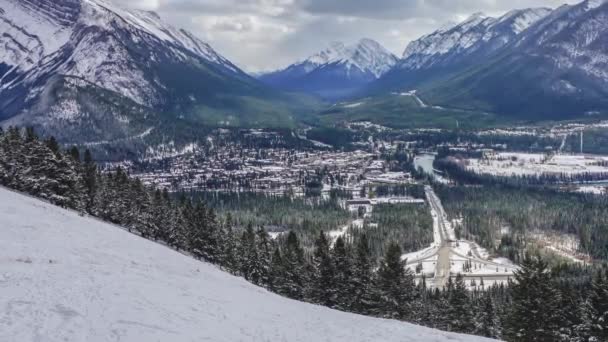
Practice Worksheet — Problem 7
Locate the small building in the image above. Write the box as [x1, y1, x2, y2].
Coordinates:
[346, 199, 373, 206]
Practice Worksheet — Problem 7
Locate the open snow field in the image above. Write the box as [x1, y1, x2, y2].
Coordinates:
[467, 152, 608, 177]
[0, 187, 495, 342]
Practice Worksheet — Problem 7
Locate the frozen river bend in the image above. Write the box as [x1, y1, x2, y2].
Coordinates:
[0, 187, 496, 342]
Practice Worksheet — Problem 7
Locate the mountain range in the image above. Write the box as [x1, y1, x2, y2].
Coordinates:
[418, 0, 608, 120]
[258, 39, 398, 100]
[1, 0, 608, 144]
[317, 0, 608, 126]
[373, 8, 552, 92]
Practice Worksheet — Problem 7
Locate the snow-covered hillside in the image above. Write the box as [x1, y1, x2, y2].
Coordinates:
[399, 8, 551, 70]
[0, 187, 495, 342]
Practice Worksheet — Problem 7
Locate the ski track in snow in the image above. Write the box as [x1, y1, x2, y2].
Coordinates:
[0, 187, 496, 342]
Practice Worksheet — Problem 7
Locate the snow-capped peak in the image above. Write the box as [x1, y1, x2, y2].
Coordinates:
[306, 41, 349, 66]
[298, 38, 398, 78]
[82, 0, 235, 68]
[400, 7, 551, 65]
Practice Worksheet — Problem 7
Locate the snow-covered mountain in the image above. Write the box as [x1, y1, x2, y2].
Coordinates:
[399, 8, 551, 70]
[0, 0, 307, 144]
[0, 186, 496, 342]
[371, 8, 551, 92]
[420, 0, 608, 119]
[259, 39, 398, 99]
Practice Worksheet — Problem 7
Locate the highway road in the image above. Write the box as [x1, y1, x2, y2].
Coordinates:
[421, 185, 517, 289]
[425, 185, 453, 288]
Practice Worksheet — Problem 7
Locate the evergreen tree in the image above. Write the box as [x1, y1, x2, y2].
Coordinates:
[281, 231, 307, 300]
[351, 234, 375, 315]
[270, 247, 285, 293]
[45, 137, 60, 156]
[506, 254, 561, 342]
[475, 293, 500, 338]
[374, 242, 415, 320]
[589, 270, 608, 341]
[332, 236, 354, 311]
[68, 146, 80, 162]
[256, 227, 272, 287]
[239, 223, 264, 285]
[448, 274, 474, 333]
[82, 149, 97, 211]
[309, 231, 336, 306]
[220, 213, 239, 274]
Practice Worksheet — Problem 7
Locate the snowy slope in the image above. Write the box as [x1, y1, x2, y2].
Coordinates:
[259, 39, 398, 99]
[0, 187, 496, 342]
[399, 8, 551, 70]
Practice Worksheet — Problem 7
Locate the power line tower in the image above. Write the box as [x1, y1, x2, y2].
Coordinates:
[580, 130, 584, 155]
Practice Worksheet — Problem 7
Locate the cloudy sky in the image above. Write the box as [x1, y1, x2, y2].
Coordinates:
[120, 0, 580, 72]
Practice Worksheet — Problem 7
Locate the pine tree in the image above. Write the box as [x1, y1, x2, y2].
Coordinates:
[82, 149, 97, 211]
[68, 146, 80, 162]
[256, 227, 272, 287]
[505, 254, 561, 342]
[220, 213, 239, 274]
[270, 247, 285, 293]
[239, 223, 264, 286]
[351, 234, 375, 315]
[45, 137, 60, 156]
[170, 198, 190, 250]
[447, 274, 474, 333]
[332, 236, 354, 311]
[281, 231, 307, 300]
[589, 270, 608, 341]
[309, 231, 336, 306]
[374, 242, 415, 320]
[475, 293, 500, 338]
